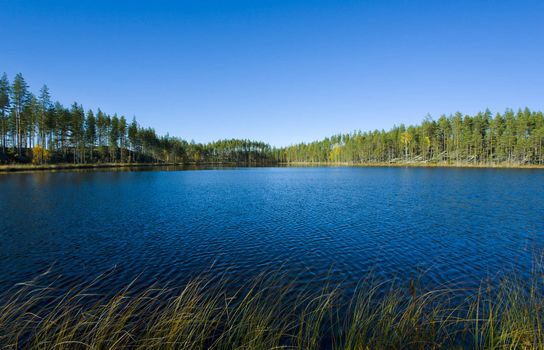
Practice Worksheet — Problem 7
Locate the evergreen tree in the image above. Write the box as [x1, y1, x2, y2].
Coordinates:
[118, 116, 127, 162]
[128, 117, 139, 162]
[11, 73, 29, 155]
[38, 85, 51, 161]
[70, 103, 85, 163]
[109, 114, 119, 162]
[85, 110, 96, 162]
[0, 74, 10, 153]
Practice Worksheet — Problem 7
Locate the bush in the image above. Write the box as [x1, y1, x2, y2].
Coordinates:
[31, 144, 51, 165]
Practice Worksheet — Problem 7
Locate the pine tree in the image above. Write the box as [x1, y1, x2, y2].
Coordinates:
[11, 73, 29, 155]
[109, 114, 120, 162]
[38, 86, 51, 145]
[118, 116, 127, 162]
[0, 73, 10, 153]
[85, 110, 96, 162]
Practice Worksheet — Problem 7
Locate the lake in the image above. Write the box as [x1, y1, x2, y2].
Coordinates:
[1, 167, 543, 295]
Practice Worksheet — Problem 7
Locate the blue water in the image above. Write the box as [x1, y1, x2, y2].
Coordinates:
[0, 167, 543, 294]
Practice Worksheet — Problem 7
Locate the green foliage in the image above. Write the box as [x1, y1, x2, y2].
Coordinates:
[281, 109, 544, 165]
[0, 73, 10, 152]
[1, 72, 544, 166]
[0, 73, 275, 165]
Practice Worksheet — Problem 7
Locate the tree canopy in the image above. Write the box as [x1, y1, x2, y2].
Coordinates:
[280, 109, 544, 165]
[0, 73, 276, 165]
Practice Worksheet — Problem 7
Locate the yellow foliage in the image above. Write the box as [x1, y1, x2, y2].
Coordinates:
[424, 136, 431, 148]
[400, 132, 413, 145]
[329, 144, 342, 162]
[32, 145, 51, 165]
[192, 152, 201, 163]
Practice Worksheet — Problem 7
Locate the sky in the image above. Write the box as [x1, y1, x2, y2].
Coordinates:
[1, 0, 543, 146]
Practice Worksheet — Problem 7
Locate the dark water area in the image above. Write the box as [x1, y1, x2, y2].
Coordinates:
[1, 167, 543, 296]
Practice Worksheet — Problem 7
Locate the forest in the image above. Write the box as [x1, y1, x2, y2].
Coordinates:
[1, 72, 544, 166]
[282, 109, 544, 165]
[0, 73, 276, 165]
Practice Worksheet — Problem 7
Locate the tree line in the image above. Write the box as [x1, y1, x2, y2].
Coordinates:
[0, 73, 276, 165]
[280, 109, 544, 165]
[1, 72, 543, 166]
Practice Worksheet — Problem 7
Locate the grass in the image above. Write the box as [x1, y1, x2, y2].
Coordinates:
[0, 269, 542, 349]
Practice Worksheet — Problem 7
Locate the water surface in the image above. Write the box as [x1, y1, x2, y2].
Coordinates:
[1, 167, 543, 294]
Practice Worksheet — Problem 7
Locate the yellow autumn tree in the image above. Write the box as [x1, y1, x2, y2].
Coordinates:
[400, 132, 413, 160]
[32, 145, 51, 165]
[329, 144, 342, 162]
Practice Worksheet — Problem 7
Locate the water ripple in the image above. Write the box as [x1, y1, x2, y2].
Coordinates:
[0, 167, 543, 295]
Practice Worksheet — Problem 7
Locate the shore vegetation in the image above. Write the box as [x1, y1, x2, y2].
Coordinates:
[1, 268, 543, 349]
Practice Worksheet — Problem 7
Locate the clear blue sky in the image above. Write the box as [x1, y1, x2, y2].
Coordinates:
[1, 0, 543, 146]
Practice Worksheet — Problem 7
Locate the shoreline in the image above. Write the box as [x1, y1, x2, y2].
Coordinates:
[0, 162, 181, 173]
[0, 162, 275, 173]
[1, 161, 544, 173]
[282, 161, 544, 169]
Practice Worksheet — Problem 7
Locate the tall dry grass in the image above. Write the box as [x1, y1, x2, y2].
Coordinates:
[0, 269, 542, 349]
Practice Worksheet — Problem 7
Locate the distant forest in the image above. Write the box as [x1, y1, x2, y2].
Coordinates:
[282, 108, 544, 165]
[0, 73, 276, 165]
[1, 72, 543, 166]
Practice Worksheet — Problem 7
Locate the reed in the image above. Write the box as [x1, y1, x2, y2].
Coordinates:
[0, 269, 542, 349]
